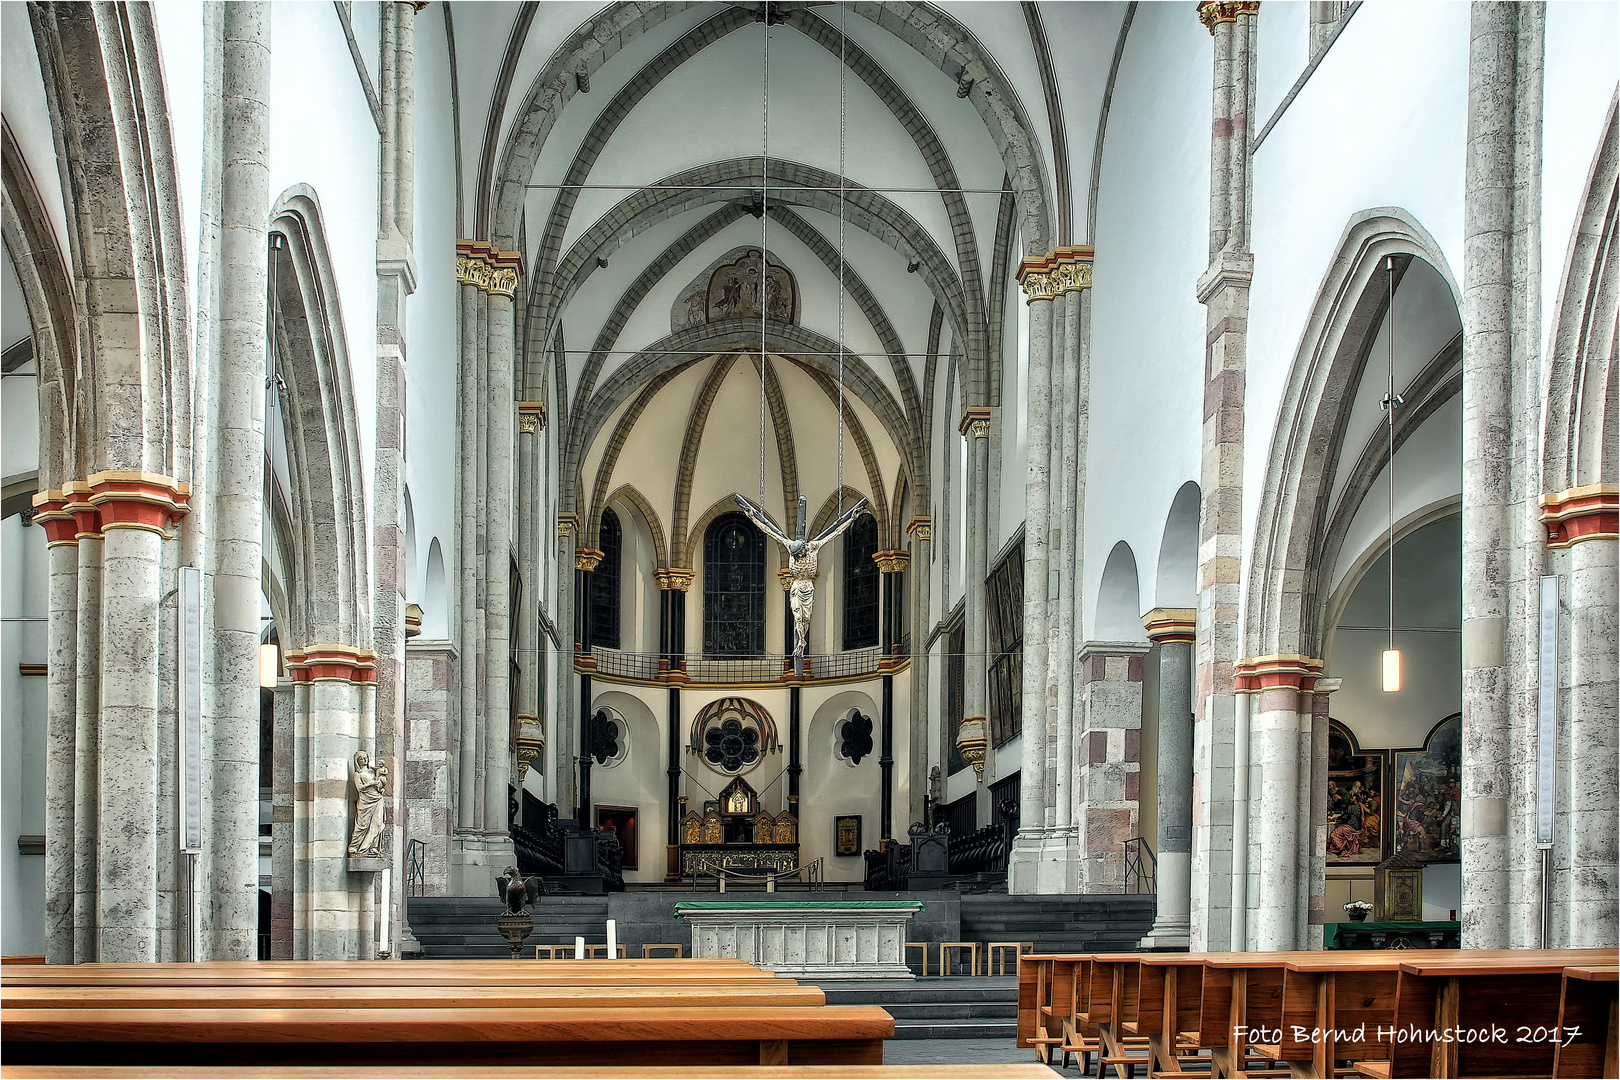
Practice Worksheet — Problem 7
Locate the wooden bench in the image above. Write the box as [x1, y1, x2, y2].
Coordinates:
[1084, 953, 1155, 1078]
[0, 1065, 1066, 1079]
[2, 983, 829, 1011]
[2, 960, 785, 989]
[1133, 953, 1214, 1078]
[1552, 965, 1618, 1080]
[1390, 950, 1620, 1079]
[1, 1005, 894, 1068]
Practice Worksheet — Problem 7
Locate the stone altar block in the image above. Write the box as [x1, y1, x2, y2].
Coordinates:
[674, 900, 923, 980]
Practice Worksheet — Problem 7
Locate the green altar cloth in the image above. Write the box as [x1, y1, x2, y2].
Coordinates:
[1323, 919, 1460, 949]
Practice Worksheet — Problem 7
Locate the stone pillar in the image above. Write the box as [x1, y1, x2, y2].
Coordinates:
[67, 485, 100, 962]
[905, 517, 932, 827]
[1542, 490, 1619, 947]
[1460, 0, 1546, 951]
[269, 680, 293, 958]
[515, 403, 546, 728]
[554, 513, 578, 816]
[453, 244, 484, 832]
[91, 475, 190, 962]
[574, 547, 602, 831]
[1305, 678, 1342, 950]
[1141, 610, 1194, 949]
[657, 567, 691, 879]
[1053, 285, 1084, 842]
[1075, 642, 1148, 892]
[1192, 0, 1258, 952]
[483, 254, 520, 834]
[373, 0, 420, 963]
[1233, 655, 1321, 951]
[35, 498, 78, 964]
[201, 0, 270, 961]
[405, 640, 458, 897]
[955, 409, 992, 803]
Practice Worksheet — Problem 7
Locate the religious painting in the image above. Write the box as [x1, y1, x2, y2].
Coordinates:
[706, 249, 797, 324]
[1392, 714, 1462, 863]
[835, 815, 862, 857]
[596, 806, 638, 870]
[1325, 721, 1385, 865]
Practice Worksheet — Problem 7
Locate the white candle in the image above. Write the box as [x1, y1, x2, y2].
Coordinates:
[606, 919, 617, 959]
[574, 936, 585, 959]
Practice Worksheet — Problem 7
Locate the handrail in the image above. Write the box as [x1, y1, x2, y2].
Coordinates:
[689, 857, 825, 892]
[406, 838, 426, 898]
[585, 647, 908, 686]
[1123, 835, 1157, 896]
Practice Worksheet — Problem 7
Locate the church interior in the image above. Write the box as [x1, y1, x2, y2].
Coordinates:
[1, 2, 1617, 1057]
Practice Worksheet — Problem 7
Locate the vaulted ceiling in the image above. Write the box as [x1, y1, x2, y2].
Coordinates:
[446, 1, 1130, 546]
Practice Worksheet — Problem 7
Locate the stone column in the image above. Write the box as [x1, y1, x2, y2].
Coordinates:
[1460, 0, 1546, 951]
[1542, 490, 1619, 947]
[34, 497, 78, 964]
[955, 409, 992, 806]
[269, 680, 294, 958]
[405, 640, 458, 898]
[554, 513, 578, 816]
[453, 243, 484, 832]
[1234, 655, 1321, 951]
[1141, 610, 1194, 949]
[201, 0, 270, 961]
[67, 484, 100, 962]
[905, 517, 932, 828]
[1053, 284, 1083, 843]
[656, 568, 692, 879]
[574, 547, 602, 830]
[1075, 642, 1149, 891]
[515, 403, 546, 731]
[1192, 0, 1258, 952]
[1305, 678, 1342, 949]
[91, 475, 190, 962]
[1007, 261, 1056, 895]
[483, 254, 520, 834]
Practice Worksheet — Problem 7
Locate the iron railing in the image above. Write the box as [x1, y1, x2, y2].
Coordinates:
[587, 647, 896, 684]
[1123, 836, 1157, 895]
[406, 838, 426, 898]
[691, 857, 825, 892]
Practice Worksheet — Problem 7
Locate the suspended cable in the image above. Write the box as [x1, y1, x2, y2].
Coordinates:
[759, 5, 770, 513]
[1382, 255, 1404, 694]
[836, 0, 846, 517]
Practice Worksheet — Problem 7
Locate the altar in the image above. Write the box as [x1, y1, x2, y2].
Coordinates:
[677, 776, 802, 879]
[675, 900, 923, 979]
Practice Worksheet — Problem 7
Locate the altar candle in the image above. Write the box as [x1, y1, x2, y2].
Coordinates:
[574, 936, 585, 959]
[606, 919, 617, 958]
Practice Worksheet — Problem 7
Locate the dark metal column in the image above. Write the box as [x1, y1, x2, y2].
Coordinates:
[789, 684, 802, 803]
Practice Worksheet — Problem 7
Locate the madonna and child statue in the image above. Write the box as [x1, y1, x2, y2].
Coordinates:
[733, 492, 871, 675]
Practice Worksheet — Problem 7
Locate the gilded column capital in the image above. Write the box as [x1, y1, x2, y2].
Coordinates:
[488, 250, 522, 299]
[906, 516, 933, 542]
[1197, 0, 1260, 32]
[955, 716, 989, 782]
[575, 547, 604, 573]
[958, 406, 993, 438]
[873, 549, 911, 574]
[1016, 246, 1093, 303]
[455, 241, 523, 297]
[655, 568, 695, 592]
[557, 512, 579, 538]
[518, 401, 546, 435]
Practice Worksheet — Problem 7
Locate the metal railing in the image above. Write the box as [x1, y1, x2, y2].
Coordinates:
[1123, 836, 1157, 896]
[407, 838, 426, 898]
[689, 857, 824, 892]
[588, 647, 896, 684]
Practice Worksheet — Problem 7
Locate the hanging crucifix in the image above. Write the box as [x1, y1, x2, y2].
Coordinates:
[734, 492, 870, 675]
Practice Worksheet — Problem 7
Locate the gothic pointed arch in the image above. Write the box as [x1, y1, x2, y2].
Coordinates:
[267, 187, 372, 651]
[702, 509, 767, 657]
[1244, 208, 1458, 661]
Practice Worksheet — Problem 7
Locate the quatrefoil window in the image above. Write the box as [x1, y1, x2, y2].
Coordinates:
[704, 718, 760, 772]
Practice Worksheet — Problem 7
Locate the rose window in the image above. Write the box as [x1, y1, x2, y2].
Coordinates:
[704, 718, 759, 772]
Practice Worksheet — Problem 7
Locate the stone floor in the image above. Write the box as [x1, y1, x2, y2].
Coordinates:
[881, 1036, 1089, 1075]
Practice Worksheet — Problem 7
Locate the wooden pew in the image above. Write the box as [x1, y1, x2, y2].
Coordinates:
[1, 1004, 895, 1068]
[1086, 954, 1154, 1078]
[1386, 950, 1619, 1079]
[2, 960, 787, 989]
[3, 982, 829, 1011]
[1132, 954, 1212, 1078]
[4, 1066, 1065, 1080]
[1552, 966, 1618, 1080]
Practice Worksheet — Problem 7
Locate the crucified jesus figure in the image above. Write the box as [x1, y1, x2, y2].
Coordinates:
[734, 492, 871, 673]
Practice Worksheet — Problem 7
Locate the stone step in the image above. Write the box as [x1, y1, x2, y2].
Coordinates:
[890, 1017, 1019, 1040]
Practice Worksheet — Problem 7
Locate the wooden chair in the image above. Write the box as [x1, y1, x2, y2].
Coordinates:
[940, 941, 981, 977]
[987, 941, 1033, 976]
[533, 945, 573, 959]
[904, 941, 931, 977]
[1552, 965, 1618, 1079]
[641, 944, 684, 958]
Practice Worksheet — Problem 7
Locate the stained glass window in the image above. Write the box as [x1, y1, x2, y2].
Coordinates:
[703, 511, 765, 656]
[590, 508, 621, 649]
[843, 513, 879, 649]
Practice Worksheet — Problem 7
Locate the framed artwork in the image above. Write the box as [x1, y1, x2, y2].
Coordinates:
[1326, 721, 1386, 865]
[834, 815, 862, 857]
[596, 806, 638, 870]
[1392, 713, 1461, 863]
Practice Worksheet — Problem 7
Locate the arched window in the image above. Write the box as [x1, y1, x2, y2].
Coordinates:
[842, 513, 879, 650]
[591, 508, 621, 649]
[703, 511, 765, 656]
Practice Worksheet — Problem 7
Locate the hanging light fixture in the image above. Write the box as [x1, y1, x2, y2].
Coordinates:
[1382, 255, 1404, 693]
[259, 641, 280, 689]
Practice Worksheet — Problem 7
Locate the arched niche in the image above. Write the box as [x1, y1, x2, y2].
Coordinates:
[423, 539, 448, 639]
[1155, 482, 1200, 610]
[1095, 541, 1145, 642]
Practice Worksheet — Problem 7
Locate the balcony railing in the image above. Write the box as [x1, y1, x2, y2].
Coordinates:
[583, 645, 908, 686]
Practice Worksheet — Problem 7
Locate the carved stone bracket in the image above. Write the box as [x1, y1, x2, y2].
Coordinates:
[456, 240, 523, 298]
[656, 568, 695, 592]
[575, 547, 604, 573]
[905, 516, 933, 542]
[958, 406, 993, 439]
[285, 646, 379, 685]
[1233, 654, 1323, 695]
[517, 401, 546, 435]
[1142, 607, 1197, 645]
[557, 512, 579, 538]
[1541, 484, 1619, 548]
[873, 550, 911, 574]
[955, 715, 989, 782]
